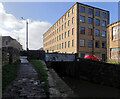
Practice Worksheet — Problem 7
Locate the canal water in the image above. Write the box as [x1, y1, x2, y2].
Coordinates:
[61, 76, 120, 97]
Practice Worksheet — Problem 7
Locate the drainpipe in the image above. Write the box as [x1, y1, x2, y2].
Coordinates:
[92, 8, 95, 56]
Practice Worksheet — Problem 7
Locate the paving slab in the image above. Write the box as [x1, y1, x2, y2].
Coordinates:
[2, 56, 47, 99]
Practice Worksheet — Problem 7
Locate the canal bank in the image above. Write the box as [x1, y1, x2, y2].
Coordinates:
[41, 61, 77, 98]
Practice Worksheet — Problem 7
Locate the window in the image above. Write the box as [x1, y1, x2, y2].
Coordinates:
[57, 36, 58, 41]
[72, 28, 74, 35]
[110, 48, 120, 59]
[68, 30, 70, 37]
[80, 27, 85, 34]
[62, 43, 64, 49]
[102, 12, 106, 18]
[88, 40, 92, 47]
[72, 8, 74, 14]
[80, 6, 85, 13]
[88, 28, 92, 35]
[65, 15, 67, 20]
[102, 31, 106, 37]
[112, 26, 120, 40]
[65, 42, 67, 48]
[102, 20, 106, 26]
[95, 10, 100, 16]
[57, 22, 58, 26]
[62, 18, 64, 22]
[72, 39, 74, 47]
[95, 41, 100, 48]
[102, 41, 106, 48]
[65, 22, 66, 28]
[59, 27, 61, 32]
[59, 20, 61, 24]
[96, 29, 100, 36]
[55, 30, 56, 34]
[57, 29, 58, 33]
[59, 44, 61, 49]
[88, 8, 92, 14]
[88, 17, 92, 24]
[96, 19, 100, 26]
[59, 35, 61, 40]
[80, 16, 85, 23]
[65, 32, 67, 38]
[72, 17, 74, 24]
[68, 41, 70, 48]
[68, 20, 70, 26]
[62, 33, 64, 39]
[68, 12, 70, 17]
[62, 25, 64, 30]
[80, 40, 85, 47]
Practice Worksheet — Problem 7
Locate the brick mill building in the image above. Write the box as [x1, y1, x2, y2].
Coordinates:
[107, 20, 120, 63]
[43, 2, 109, 61]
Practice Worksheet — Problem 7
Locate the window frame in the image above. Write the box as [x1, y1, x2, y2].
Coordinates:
[62, 43, 64, 49]
[95, 19, 100, 26]
[80, 16, 85, 23]
[65, 42, 67, 48]
[102, 31, 106, 37]
[102, 20, 106, 27]
[102, 12, 106, 18]
[68, 11, 70, 17]
[95, 10, 100, 16]
[102, 41, 106, 48]
[88, 8, 93, 14]
[88, 17, 92, 24]
[72, 17, 74, 24]
[72, 28, 74, 35]
[68, 20, 70, 26]
[68, 30, 70, 37]
[72, 7, 74, 14]
[80, 6, 85, 13]
[80, 39, 85, 47]
[68, 41, 70, 48]
[80, 27, 85, 34]
[96, 29, 100, 36]
[88, 40, 92, 47]
[95, 41, 100, 48]
[65, 32, 67, 38]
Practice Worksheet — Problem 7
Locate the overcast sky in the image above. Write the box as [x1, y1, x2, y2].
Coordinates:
[0, 2, 118, 50]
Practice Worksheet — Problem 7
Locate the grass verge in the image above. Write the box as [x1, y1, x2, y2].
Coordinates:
[2, 59, 20, 93]
[30, 60, 49, 96]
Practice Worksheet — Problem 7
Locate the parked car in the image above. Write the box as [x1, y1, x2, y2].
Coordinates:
[84, 54, 99, 61]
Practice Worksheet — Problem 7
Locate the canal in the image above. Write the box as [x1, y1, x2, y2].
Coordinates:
[60, 76, 120, 97]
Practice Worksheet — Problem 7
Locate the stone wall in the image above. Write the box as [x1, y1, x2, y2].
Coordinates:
[20, 50, 45, 60]
[50, 59, 120, 88]
[45, 53, 76, 62]
[2, 47, 20, 66]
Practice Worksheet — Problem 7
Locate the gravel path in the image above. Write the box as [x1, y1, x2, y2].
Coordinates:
[2, 56, 47, 99]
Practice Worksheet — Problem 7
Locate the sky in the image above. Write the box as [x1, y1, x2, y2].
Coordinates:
[0, 2, 119, 50]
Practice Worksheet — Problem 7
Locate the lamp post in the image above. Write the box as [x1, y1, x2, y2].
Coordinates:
[21, 17, 29, 51]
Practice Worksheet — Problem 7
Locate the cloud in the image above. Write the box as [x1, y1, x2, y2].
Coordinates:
[0, 3, 51, 50]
